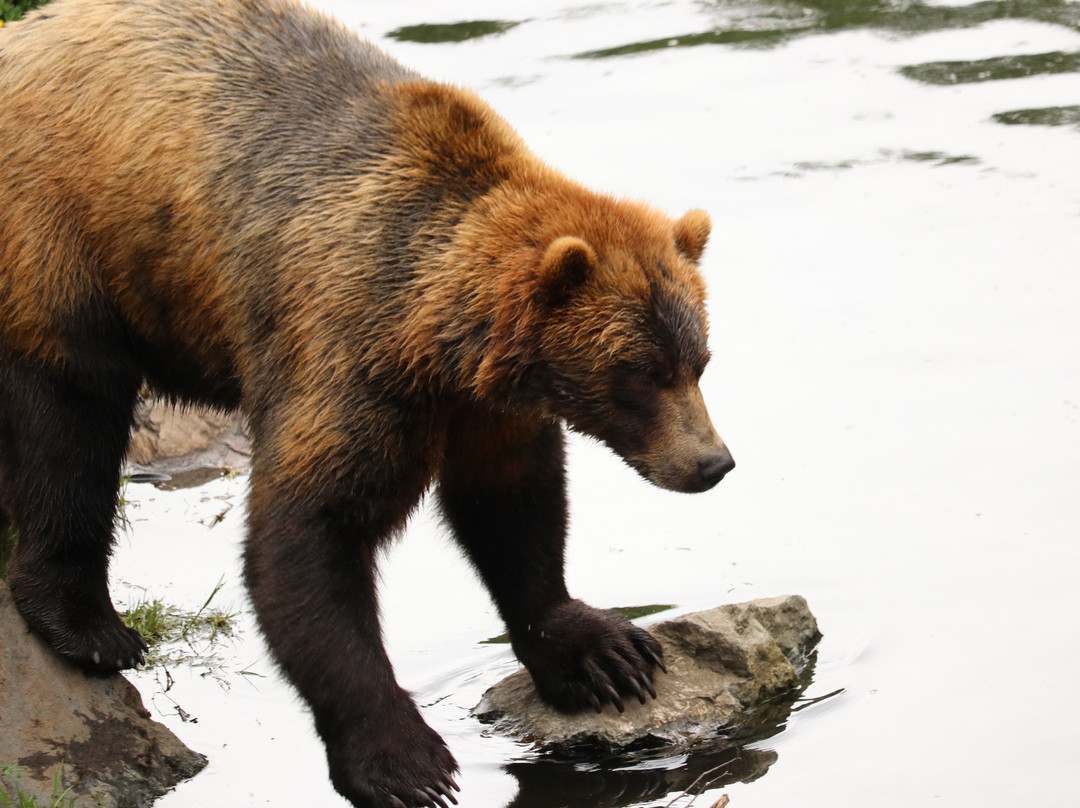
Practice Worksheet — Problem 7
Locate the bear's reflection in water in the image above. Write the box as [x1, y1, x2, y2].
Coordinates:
[502, 655, 824, 808]
[504, 741, 776, 808]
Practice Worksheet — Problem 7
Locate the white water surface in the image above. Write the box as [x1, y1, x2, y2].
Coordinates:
[107, 2, 1080, 806]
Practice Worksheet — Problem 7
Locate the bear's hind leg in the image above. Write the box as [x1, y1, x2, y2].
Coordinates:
[0, 360, 146, 672]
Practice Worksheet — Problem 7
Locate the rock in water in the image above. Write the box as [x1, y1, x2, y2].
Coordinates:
[0, 582, 206, 807]
[473, 595, 821, 750]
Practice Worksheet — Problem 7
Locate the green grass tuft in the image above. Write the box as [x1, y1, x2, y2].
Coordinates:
[0, 764, 79, 808]
[119, 579, 238, 667]
[0, 1, 53, 23]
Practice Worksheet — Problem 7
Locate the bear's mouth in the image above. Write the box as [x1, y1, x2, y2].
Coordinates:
[624, 446, 734, 493]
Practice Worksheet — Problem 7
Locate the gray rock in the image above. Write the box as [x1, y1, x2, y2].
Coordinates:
[473, 595, 820, 750]
[125, 397, 250, 482]
[0, 581, 207, 807]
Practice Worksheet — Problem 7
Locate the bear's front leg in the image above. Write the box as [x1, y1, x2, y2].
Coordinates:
[438, 410, 665, 714]
[244, 466, 458, 808]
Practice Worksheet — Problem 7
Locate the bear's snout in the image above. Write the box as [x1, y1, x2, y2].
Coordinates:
[696, 445, 736, 490]
[618, 384, 735, 494]
[637, 437, 734, 493]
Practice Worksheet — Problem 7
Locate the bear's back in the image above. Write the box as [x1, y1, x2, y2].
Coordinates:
[0, 0, 417, 181]
[0, 0, 422, 393]
[0, 0, 413, 96]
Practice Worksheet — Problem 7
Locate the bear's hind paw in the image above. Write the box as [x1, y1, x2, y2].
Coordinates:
[9, 573, 147, 672]
[54, 616, 147, 673]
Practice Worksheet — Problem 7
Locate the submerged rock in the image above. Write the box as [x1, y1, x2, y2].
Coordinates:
[0, 582, 206, 807]
[473, 595, 820, 751]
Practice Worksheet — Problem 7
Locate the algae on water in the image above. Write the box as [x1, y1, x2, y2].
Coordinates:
[555, 1, 1080, 59]
[993, 105, 1080, 128]
[387, 20, 520, 44]
[901, 51, 1080, 85]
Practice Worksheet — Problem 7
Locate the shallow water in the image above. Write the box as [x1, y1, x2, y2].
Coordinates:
[110, 1, 1080, 806]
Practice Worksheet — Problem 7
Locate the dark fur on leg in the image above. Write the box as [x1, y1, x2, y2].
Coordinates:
[438, 409, 664, 715]
[244, 401, 459, 808]
[0, 360, 146, 672]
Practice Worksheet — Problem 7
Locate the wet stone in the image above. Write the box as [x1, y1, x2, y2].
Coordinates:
[125, 397, 251, 482]
[473, 595, 821, 751]
[0, 581, 206, 808]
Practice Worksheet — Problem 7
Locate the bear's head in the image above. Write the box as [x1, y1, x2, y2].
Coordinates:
[477, 203, 734, 494]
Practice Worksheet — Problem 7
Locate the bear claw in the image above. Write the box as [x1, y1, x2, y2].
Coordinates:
[641, 674, 657, 700]
[644, 646, 668, 674]
[604, 683, 625, 713]
[422, 786, 452, 808]
[324, 701, 459, 808]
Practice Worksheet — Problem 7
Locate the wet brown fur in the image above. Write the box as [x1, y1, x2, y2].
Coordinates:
[0, 2, 732, 807]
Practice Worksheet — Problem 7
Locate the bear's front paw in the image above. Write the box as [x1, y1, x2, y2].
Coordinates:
[512, 599, 666, 714]
[322, 704, 460, 808]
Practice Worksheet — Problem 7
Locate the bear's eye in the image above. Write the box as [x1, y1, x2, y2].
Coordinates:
[612, 361, 671, 394]
[610, 362, 668, 416]
[643, 365, 672, 389]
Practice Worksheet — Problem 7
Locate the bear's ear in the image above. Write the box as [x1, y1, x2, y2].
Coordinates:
[536, 236, 596, 306]
[673, 209, 711, 262]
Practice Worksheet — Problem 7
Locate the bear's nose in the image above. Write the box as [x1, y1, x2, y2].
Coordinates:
[697, 447, 735, 489]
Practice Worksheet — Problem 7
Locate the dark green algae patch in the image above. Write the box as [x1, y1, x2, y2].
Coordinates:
[386, 20, 521, 44]
[569, 0, 1080, 59]
[992, 104, 1080, 127]
[901, 50, 1080, 84]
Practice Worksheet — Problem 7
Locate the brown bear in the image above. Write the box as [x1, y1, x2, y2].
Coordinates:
[0, 1, 734, 806]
